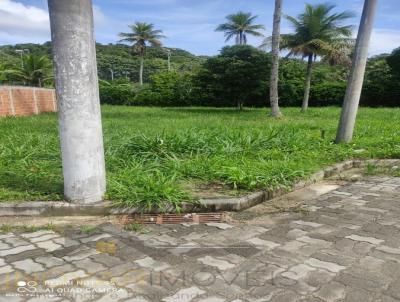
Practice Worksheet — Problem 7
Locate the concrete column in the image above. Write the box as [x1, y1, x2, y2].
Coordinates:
[48, 0, 106, 203]
[335, 0, 377, 143]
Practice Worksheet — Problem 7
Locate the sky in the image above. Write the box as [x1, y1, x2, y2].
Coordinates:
[1, 0, 400, 56]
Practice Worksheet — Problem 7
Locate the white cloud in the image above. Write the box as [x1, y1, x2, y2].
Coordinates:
[0, 0, 109, 45]
[0, 0, 50, 43]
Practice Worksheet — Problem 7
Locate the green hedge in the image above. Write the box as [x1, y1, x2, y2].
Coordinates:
[99, 83, 135, 105]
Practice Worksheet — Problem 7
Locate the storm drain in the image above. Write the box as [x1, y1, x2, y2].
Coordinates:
[120, 212, 227, 225]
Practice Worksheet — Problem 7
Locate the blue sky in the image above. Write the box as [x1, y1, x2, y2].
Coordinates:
[1, 0, 400, 56]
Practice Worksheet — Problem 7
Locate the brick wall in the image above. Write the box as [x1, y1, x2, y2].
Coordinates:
[0, 86, 57, 117]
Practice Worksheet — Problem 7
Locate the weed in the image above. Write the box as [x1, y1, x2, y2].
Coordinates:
[80, 225, 98, 234]
[0, 224, 12, 233]
[123, 222, 148, 233]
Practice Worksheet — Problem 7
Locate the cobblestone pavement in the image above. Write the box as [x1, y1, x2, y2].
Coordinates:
[1, 176, 400, 302]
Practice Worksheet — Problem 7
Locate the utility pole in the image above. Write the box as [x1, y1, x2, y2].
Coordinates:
[167, 49, 171, 71]
[15, 50, 24, 68]
[109, 68, 114, 81]
[15, 49, 30, 68]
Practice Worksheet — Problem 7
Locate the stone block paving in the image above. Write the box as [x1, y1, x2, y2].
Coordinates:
[0, 176, 400, 301]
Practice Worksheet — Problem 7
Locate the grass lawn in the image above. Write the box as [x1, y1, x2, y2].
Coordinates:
[0, 106, 399, 211]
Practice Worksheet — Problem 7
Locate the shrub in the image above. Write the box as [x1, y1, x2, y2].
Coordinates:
[310, 82, 346, 106]
[133, 84, 161, 105]
[99, 82, 135, 105]
[150, 71, 193, 106]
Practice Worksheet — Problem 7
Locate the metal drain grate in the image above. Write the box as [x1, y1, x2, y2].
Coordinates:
[120, 212, 226, 225]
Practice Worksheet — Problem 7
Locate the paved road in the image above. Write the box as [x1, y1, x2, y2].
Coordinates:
[0, 175, 400, 301]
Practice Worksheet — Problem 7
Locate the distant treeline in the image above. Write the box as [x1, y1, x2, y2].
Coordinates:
[1, 43, 399, 107]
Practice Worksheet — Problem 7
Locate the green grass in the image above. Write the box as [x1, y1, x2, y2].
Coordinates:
[80, 225, 99, 234]
[0, 106, 399, 211]
[0, 223, 55, 234]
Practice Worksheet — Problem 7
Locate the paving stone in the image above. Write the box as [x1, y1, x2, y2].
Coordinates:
[292, 221, 323, 228]
[12, 259, 45, 273]
[281, 264, 316, 280]
[3, 237, 31, 247]
[135, 256, 170, 272]
[196, 297, 226, 302]
[80, 233, 112, 243]
[246, 238, 280, 249]
[344, 289, 374, 302]
[73, 258, 107, 274]
[89, 253, 123, 266]
[63, 248, 100, 261]
[124, 297, 150, 302]
[35, 256, 65, 268]
[345, 234, 384, 245]
[0, 244, 36, 256]
[197, 256, 236, 270]
[45, 270, 88, 287]
[155, 234, 179, 245]
[279, 240, 307, 252]
[53, 237, 80, 247]
[21, 230, 55, 238]
[376, 245, 400, 255]
[304, 258, 346, 273]
[313, 281, 346, 302]
[205, 223, 233, 230]
[385, 279, 400, 299]
[296, 236, 331, 247]
[36, 240, 62, 252]
[287, 229, 308, 239]
[0, 242, 11, 250]
[162, 286, 206, 302]
[0, 265, 13, 274]
[30, 234, 60, 243]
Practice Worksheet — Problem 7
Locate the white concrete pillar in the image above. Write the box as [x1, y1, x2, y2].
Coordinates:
[48, 0, 106, 203]
[336, 0, 378, 143]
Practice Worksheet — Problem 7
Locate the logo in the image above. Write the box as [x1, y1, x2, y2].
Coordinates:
[17, 281, 38, 293]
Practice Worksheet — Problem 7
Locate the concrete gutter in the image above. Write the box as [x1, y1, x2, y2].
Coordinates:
[0, 159, 398, 217]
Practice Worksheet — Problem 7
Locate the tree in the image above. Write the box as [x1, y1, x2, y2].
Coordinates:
[336, 0, 378, 143]
[119, 22, 165, 85]
[387, 47, 400, 77]
[269, 0, 283, 117]
[216, 12, 265, 45]
[266, 3, 354, 112]
[8, 54, 52, 87]
[194, 45, 270, 110]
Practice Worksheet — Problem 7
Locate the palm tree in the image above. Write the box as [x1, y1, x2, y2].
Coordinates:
[263, 3, 354, 112]
[9, 54, 53, 87]
[269, 0, 283, 117]
[336, 0, 378, 143]
[119, 22, 165, 85]
[216, 12, 265, 45]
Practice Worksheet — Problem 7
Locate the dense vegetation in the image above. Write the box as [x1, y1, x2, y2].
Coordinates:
[1, 43, 399, 108]
[0, 107, 399, 210]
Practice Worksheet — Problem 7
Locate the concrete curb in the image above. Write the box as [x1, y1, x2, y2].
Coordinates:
[0, 159, 398, 217]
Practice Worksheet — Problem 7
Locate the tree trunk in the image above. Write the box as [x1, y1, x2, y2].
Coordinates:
[237, 100, 243, 111]
[301, 54, 313, 112]
[48, 0, 106, 203]
[139, 54, 144, 85]
[336, 0, 377, 143]
[269, 0, 283, 118]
